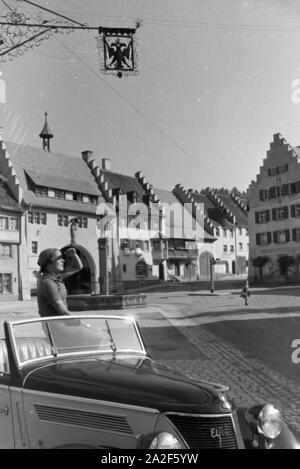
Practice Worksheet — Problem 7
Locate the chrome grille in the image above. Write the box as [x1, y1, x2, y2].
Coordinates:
[166, 413, 238, 449]
[34, 404, 133, 435]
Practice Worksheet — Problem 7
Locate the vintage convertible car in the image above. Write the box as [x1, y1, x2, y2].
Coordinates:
[0, 315, 298, 449]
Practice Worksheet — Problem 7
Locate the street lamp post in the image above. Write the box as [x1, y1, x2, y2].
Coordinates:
[210, 257, 215, 294]
[97, 209, 110, 296]
[105, 238, 109, 296]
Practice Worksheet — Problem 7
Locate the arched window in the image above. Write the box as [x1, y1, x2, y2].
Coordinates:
[136, 260, 148, 278]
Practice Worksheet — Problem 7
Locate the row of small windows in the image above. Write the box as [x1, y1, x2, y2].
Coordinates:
[223, 243, 245, 254]
[120, 239, 150, 251]
[57, 215, 88, 229]
[28, 212, 89, 229]
[267, 164, 289, 177]
[255, 204, 300, 223]
[215, 227, 245, 237]
[28, 212, 47, 225]
[256, 229, 300, 245]
[0, 216, 18, 231]
[259, 182, 300, 201]
[35, 186, 98, 205]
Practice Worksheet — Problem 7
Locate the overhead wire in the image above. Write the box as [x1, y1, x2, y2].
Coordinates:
[4, 1, 254, 187]
[52, 7, 300, 33]
[19, 0, 87, 27]
[54, 35, 228, 187]
[1, 0, 15, 13]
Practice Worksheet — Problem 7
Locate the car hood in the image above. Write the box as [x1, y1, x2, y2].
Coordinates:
[23, 355, 233, 414]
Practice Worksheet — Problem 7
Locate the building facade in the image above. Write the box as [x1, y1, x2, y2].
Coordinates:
[248, 133, 300, 283]
[173, 185, 249, 279]
[0, 111, 250, 299]
[0, 176, 23, 300]
[88, 157, 161, 290]
[134, 179, 206, 281]
[0, 139, 104, 299]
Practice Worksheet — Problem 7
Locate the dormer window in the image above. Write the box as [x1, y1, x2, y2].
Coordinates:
[128, 191, 138, 204]
[35, 186, 48, 197]
[73, 193, 83, 202]
[55, 190, 65, 200]
[89, 196, 98, 205]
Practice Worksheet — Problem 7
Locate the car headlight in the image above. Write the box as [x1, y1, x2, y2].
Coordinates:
[149, 432, 184, 449]
[257, 404, 282, 439]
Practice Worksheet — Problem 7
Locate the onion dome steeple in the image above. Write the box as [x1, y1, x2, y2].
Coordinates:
[39, 111, 53, 152]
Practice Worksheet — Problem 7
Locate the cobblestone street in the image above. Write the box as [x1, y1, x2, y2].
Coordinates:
[156, 324, 300, 432]
[145, 285, 300, 433]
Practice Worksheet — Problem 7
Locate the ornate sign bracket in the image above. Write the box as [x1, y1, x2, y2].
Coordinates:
[0, 1, 142, 77]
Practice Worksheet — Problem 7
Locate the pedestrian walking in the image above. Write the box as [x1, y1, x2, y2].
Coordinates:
[241, 280, 250, 306]
[37, 247, 83, 317]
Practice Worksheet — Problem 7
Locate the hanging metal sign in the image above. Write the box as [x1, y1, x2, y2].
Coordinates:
[96, 25, 140, 78]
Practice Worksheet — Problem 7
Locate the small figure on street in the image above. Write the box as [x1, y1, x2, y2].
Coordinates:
[241, 280, 250, 306]
[37, 247, 83, 317]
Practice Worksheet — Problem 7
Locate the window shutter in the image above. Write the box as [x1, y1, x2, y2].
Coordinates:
[272, 209, 277, 221]
[284, 207, 288, 219]
[259, 190, 264, 201]
[292, 228, 297, 241]
[281, 185, 289, 196]
[255, 212, 260, 224]
[267, 232, 272, 244]
[265, 210, 270, 222]
[256, 234, 261, 246]
[285, 230, 290, 242]
[291, 205, 296, 217]
[273, 231, 278, 244]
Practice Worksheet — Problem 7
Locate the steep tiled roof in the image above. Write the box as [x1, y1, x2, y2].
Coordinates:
[188, 190, 234, 227]
[189, 192, 215, 211]
[292, 146, 300, 159]
[25, 169, 98, 195]
[0, 177, 22, 212]
[215, 193, 248, 227]
[101, 169, 146, 202]
[154, 188, 178, 206]
[5, 142, 104, 214]
[154, 188, 215, 241]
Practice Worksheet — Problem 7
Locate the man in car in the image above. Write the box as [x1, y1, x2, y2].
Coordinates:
[37, 247, 83, 317]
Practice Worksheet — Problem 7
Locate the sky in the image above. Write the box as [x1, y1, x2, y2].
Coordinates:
[1, 0, 300, 192]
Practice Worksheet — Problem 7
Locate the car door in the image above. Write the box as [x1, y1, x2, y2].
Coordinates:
[0, 376, 14, 448]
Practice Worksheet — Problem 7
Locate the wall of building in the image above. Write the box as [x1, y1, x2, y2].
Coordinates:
[198, 227, 248, 278]
[248, 133, 300, 283]
[0, 243, 19, 300]
[0, 211, 21, 300]
[22, 209, 100, 295]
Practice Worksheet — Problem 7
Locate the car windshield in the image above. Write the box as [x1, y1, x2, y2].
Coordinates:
[11, 316, 144, 364]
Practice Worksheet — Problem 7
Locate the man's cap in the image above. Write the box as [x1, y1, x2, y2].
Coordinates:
[38, 248, 63, 270]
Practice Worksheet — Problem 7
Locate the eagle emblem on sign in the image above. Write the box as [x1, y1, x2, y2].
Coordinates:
[96, 24, 141, 78]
